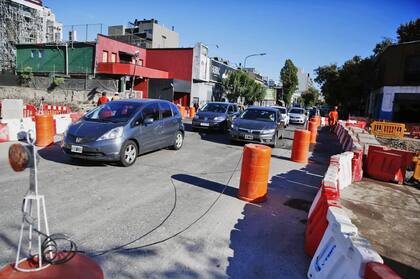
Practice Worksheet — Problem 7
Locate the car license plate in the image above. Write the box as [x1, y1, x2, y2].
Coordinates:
[71, 145, 83, 153]
[200, 122, 210, 127]
[244, 135, 253, 140]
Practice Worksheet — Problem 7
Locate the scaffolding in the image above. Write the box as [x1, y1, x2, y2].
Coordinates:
[0, 0, 48, 72]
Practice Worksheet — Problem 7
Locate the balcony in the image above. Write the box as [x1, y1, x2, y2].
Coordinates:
[97, 62, 168, 79]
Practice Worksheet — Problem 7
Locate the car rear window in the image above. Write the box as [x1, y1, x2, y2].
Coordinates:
[289, 108, 304, 114]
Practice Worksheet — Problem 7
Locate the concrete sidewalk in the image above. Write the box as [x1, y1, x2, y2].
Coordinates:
[341, 179, 420, 278]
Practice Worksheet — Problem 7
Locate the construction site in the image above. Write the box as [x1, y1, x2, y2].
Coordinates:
[0, 0, 62, 72]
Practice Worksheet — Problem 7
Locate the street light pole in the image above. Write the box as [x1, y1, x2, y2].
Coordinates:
[243, 52, 266, 69]
[130, 50, 140, 99]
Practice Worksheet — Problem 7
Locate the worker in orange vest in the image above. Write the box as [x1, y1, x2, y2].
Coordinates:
[97, 92, 109, 106]
[328, 106, 339, 131]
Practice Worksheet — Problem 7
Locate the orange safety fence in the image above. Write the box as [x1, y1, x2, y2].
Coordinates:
[370, 121, 405, 138]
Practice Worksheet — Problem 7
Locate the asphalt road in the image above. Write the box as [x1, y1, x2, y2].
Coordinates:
[0, 123, 336, 278]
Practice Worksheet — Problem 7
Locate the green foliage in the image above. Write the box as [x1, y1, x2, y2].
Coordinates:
[397, 18, 420, 43]
[373, 38, 394, 57]
[18, 66, 33, 86]
[52, 76, 65, 86]
[300, 87, 320, 107]
[280, 59, 298, 105]
[314, 56, 374, 117]
[222, 70, 266, 105]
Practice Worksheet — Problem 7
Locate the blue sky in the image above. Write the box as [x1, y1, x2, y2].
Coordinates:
[44, 0, 419, 82]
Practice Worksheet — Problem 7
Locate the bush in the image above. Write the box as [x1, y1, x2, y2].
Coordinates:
[18, 67, 33, 86]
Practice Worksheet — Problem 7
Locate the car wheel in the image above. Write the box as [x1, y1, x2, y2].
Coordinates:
[120, 140, 138, 167]
[172, 131, 184, 150]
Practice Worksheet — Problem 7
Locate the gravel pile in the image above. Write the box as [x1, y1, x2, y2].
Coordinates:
[376, 137, 420, 152]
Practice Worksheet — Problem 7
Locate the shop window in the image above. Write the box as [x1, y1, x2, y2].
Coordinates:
[102, 51, 108, 63]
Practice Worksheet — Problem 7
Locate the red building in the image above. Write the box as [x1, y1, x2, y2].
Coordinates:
[94, 35, 195, 106]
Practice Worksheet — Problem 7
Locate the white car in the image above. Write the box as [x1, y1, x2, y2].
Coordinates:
[271, 106, 289, 127]
[288, 107, 307, 124]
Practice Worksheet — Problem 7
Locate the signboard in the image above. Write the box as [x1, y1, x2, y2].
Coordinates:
[210, 59, 235, 83]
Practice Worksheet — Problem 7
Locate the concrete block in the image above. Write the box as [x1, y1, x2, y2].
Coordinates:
[1, 99, 23, 119]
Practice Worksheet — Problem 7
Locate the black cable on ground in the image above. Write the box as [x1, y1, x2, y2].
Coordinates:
[87, 154, 243, 257]
[22, 155, 242, 262]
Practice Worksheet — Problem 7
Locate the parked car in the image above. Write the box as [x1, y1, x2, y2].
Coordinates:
[271, 106, 289, 127]
[192, 102, 240, 132]
[62, 100, 184, 167]
[288, 107, 307, 124]
[230, 106, 285, 148]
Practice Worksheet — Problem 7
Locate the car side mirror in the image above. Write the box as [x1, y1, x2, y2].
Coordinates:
[143, 117, 154, 125]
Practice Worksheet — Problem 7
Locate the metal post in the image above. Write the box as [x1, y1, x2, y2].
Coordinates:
[65, 43, 68, 76]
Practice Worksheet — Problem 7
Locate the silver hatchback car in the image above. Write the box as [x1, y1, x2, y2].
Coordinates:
[62, 99, 184, 166]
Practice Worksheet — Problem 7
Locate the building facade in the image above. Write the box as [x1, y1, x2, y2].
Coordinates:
[291, 67, 313, 103]
[368, 41, 420, 123]
[15, 36, 236, 107]
[108, 18, 179, 49]
[0, 0, 62, 71]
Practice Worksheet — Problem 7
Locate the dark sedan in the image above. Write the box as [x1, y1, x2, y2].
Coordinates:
[62, 100, 184, 167]
[192, 102, 240, 132]
[230, 106, 284, 148]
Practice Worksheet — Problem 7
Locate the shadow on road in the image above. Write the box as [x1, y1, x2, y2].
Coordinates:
[172, 174, 238, 198]
[226, 127, 342, 278]
[37, 143, 110, 167]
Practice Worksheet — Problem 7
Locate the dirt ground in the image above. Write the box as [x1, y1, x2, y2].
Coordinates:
[376, 136, 420, 153]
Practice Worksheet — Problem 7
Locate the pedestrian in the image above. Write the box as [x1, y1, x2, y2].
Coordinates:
[328, 106, 339, 132]
[194, 102, 199, 112]
[111, 92, 120, 101]
[97, 92, 109, 106]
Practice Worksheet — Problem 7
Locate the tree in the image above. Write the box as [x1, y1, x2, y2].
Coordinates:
[372, 38, 393, 57]
[280, 59, 298, 105]
[397, 18, 420, 43]
[222, 70, 266, 104]
[18, 66, 33, 87]
[314, 64, 340, 106]
[300, 87, 320, 107]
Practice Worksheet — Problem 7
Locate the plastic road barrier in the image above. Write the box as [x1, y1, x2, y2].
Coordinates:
[370, 121, 405, 138]
[0, 123, 9, 142]
[238, 144, 271, 203]
[308, 120, 318, 144]
[291, 129, 311, 163]
[352, 149, 364, 182]
[189, 107, 196, 119]
[35, 114, 54, 147]
[308, 207, 383, 279]
[364, 262, 402, 279]
[304, 189, 341, 257]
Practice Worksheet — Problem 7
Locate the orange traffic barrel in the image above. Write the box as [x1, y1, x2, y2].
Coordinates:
[291, 129, 311, 163]
[238, 144, 272, 203]
[308, 120, 318, 144]
[35, 114, 54, 147]
[179, 106, 186, 119]
[189, 107, 196, 119]
[0, 252, 104, 279]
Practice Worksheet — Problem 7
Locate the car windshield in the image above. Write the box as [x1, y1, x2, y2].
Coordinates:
[275, 107, 287, 114]
[240, 109, 276, 122]
[289, 108, 304, 114]
[84, 102, 142, 123]
[200, 103, 228, 113]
